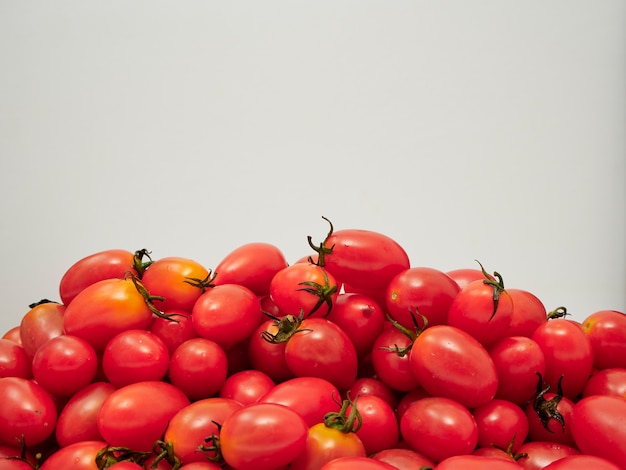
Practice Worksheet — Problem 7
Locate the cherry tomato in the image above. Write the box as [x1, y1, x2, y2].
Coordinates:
[0, 457, 35, 470]
[371, 447, 436, 470]
[213, 242, 288, 297]
[102, 329, 169, 387]
[269, 263, 339, 318]
[580, 309, 626, 370]
[400, 396, 478, 463]
[472, 399, 528, 453]
[219, 402, 309, 470]
[1, 326, 22, 344]
[247, 319, 293, 382]
[150, 310, 199, 355]
[0, 339, 31, 379]
[344, 377, 398, 410]
[410, 324, 498, 409]
[582, 367, 626, 398]
[63, 277, 155, 351]
[32, 334, 98, 397]
[385, 266, 460, 329]
[506, 288, 548, 337]
[445, 267, 487, 289]
[435, 454, 525, 469]
[162, 397, 243, 464]
[395, 387, 431, 422]
[531, 318, 594, 400]
[570, 394, 626, 469]
[488, 335, 546, 405]
[192, 284, 264, 350]
[516, 440, 580, 470]
[447, 269, 514, 346]
[168, 338, 228, 401]
[0, 377, 58, 447]
[319, 457, 397, 470]
[257, 376, 341, 428]
[58, 248, 146, 305]
[219, 370, 275, 406]
[370, 322, 420, 392]
[55, 382, 116, 447]
[19, 300, 65, 358]
[542, 455, 622, 470]
[325, 293, 385, 358]
[97, 381, 190, 452]
[348, 395, 399, 455]
[38, 440, 107, 470]
[141, 256, 211, 313]
[309, 218, 410, 292]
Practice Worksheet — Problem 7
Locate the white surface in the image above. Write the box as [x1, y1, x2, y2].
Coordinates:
[1, 1, 624, 335]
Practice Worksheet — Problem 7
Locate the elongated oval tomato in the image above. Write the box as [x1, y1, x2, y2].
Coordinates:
[436, 455, 526, 470]
[19, 300, 65, 359]
[516, 440, 580, 470]
[97, 381, 190, 452]
[320, 457, 397, 470]
[213, 242, 288, 297]
[38, 440, 108, 470]
[63, 277, 155, 351]
[409, 324, 498, 409]
[542, 455, 622, 470]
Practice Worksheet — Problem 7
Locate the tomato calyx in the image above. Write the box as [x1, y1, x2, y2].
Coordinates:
[132, 248, 154, 278]
[95, 445, 154, 469]
[306, 216, 335, 267]
[260, 311, 311, 344]
[476, 260, 507, 321]
[125, 272, 180, 322]
[297, 267, 338, 317]
[151, 440, 184, 470]
[381, 309, 426, 357]
[194, 421, 224, 465]
[547, 306, 569, 320]
[27, 298, 59, 309]
[183, 269, 217, 293]
[532, 372, 566, 433]
[324, 393, 362, 433]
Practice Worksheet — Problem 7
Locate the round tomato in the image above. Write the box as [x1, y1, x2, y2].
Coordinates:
[542, 455, 622, 470]
[219, 370, 275, 406]
[150, 310, 198, 355]
[348, 394, 399, 455]
[505, 288, 547, 337]
[0, 339, 31, 379]
[516, 440, 580, 470]
[32, 334, 98, 397]
[19, 300, 65, 358]
[580, 310, 626, 370]
[63, 277, 155, 351]
[472, 399, 528, 453]
[370, 322, 420, 393]
[409, 324, 498, 409]
[213, 242, 288, 297]
[192, 284, 264, 350]
[570, 395, 626, 469]
[247, 319, 293, 382]
[400, 396, 478, 463]
[435, 454, 525, 469]
[372, 448, 435, 470]
[0, 377, 58, 447]
[219, 402, 309, 470]
[319, 456, 397, 470]
[385, 266, 460, 329]
[39, 440, 107, 470]
[445, 267, 487, 289]
[344, 377, 398, 410]
[97, 381, 190, 452]
[141, 256, 211, 313]
[582, 368, 626, 399]
[102, 329, 169, 387]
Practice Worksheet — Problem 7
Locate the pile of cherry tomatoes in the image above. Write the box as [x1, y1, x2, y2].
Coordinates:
[1, 218, 625, 470]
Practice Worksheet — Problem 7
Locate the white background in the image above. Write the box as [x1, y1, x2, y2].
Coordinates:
[1, 1, 624, 335]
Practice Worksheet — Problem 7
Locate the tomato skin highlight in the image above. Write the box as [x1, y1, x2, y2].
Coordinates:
[582, 367, 626, 399]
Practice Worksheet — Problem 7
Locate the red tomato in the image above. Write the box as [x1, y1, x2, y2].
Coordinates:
[570, 395, 626, 469]
[370, 322, 420, 392]
[219, 403, 309, 470]
[400, 396, 478, 463]
[319, 457, 397, 470]
[310, 219, 410, 292]
[192, 284, 264, 350]
[168, 338, 228, 401]
[582, 367, 626, 398]
[97, 381, 190, 452]
[581, 310, 626, 370]
[150, 310, 199, 355]
[108, 463, 144, 469]
[395, 387, 431, 421]
[505, 288, 548, 337]
[0, 458, 35, 470]
[162, 397, 243, 464]
[409, 324, 498, 409]
[516, 441, 580, 470]
[269, 263, 339, 318]
[0, 377, 58, 447]
[349, 395, 399, 455]
[59, 248, 145, 305]
[385, 266, 460, 329]
[219, 369, 275, 406]
[213, 242, 288, 297]
[445, 267, 487, 289]
[435, 455, 525, 469]
[63, 277, 155, 351]
[531, 318, 594, 400]
[525, 374, 576, 447]
[55, 382, 116, 447]
[325, 293, 386, 358]
[39, 440, 107, 470]
[447, 269, 514, 346]
[32, 334, 98, 397]
[1, 326, 22, 344]
[542, 455, 622, 470]
[0, 339, 31, 379]
[344, 377, 398, 410]
[19, 300, 65, 358]
[488, 336, 546, 405]
[371, 447, 436, 470]
[247, 319, 293, 382]
[282, 317, 358, 390]
[258, 376, 341, 428]
[472, 399, 528, 453]
[141, 256, 211, 313]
